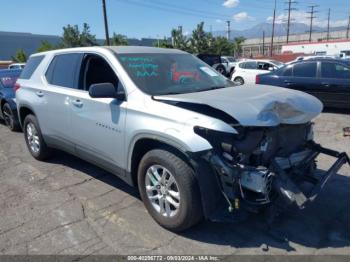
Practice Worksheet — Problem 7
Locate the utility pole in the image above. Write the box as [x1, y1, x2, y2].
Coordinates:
[102, 0, 110, 45]
[347, 15, 350, 39]
[226, 20, 231, 40]
[326, 8, 331, 40]
[262, 30, 265, 56]
[307, 5, 318, 42]
[270, 0, 277, 57]
[285, 0, 297, 44]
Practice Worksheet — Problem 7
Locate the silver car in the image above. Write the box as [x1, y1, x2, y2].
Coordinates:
[16, 46, 349, 231]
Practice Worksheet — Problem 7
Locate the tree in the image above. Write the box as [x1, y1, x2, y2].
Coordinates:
[171, 28, 190, 52]
[110, 33, 128, 46]
[61, 23, 97, 48]
[210, 37, 235, 55]
[232, 36, 246, 57]
[12, 49, 27, 63]
[154, 38, 173, 48]
[190, 22, 213, 54]
[37, 41, 56, 52]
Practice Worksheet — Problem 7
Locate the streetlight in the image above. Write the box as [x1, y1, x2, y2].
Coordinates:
[102, 0, 110, 45]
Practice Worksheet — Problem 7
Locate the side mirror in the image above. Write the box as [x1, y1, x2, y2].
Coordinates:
[89, 83, 125, 100]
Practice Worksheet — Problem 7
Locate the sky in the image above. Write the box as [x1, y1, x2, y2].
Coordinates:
[0, 0, 349, 39]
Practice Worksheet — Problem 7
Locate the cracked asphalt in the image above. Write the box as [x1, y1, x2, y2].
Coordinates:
[0, 110, 350, 256]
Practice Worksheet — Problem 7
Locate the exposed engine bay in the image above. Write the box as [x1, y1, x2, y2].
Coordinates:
[194, 122, 350, 216]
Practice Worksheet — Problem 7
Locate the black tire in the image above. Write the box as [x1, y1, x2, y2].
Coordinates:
[215, 65, 227, 76]
[234, 77, 244, 85]
[23, 114, 52, 161]
[2, 103, 20, 132]
[137, 149, 203, 232]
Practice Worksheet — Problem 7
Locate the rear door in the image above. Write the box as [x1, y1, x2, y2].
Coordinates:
[242, 61, 258, 83]
[319, 61, 350, 108]
[287, 61, 321, 98]
[41, 52, 83, 152]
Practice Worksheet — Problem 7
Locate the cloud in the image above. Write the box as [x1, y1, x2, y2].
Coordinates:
[222, 0, 239, 8]
[233, 12, 254, 22]
[266, 10, 348, 27]
[216, 19, 224, 23]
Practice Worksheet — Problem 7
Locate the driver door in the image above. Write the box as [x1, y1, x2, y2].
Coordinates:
[70, 53, 127, 172]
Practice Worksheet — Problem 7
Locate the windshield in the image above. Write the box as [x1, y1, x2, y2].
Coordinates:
[116, 53, 235, 95]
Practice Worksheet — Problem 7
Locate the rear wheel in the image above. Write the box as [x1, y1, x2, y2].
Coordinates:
[138, 149, 203, 232]
[2, 103, 20, 131]
[234, 77, 244, 85]
[23, 114, 52, 160]
[215, 65, 227, 76]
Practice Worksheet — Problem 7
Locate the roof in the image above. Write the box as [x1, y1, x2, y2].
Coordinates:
[31, 46, 188, 57]
[284, 39, 350, 47]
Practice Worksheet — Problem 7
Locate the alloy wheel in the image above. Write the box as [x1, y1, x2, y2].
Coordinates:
[26, 122, 40, 153]
[145, 165, 180, 218]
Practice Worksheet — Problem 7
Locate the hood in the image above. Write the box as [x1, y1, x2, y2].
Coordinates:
[154, 85, 323, 126]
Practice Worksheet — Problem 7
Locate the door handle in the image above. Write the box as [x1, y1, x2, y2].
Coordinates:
[72, 99, 83, 107]
[321, 82, 330, 87]
[35, 91, 44, 97]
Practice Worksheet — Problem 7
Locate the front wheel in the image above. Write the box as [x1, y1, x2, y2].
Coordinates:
[137, 149, 203, 232]
[234, 77, 244, 85]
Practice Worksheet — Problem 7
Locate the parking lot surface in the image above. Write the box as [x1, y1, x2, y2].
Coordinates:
[0, 111, 350, 255]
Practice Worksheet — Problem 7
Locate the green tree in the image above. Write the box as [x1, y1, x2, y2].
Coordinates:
[61, 23, 97, 48]
[171, 28, 190, 52]
[210, 37, 235, 55]
[110, 33, 128, 46]
[232, 36, 246, 56]
[37, 40, 56, 52]
[154, 38, 173, 48]
[190, 22, 212, 54]
[12, 49, 27, 63]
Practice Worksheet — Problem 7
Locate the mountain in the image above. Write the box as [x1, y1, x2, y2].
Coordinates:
[213, 22, 347, 39]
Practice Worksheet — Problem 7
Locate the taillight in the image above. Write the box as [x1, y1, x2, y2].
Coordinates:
[14, 83, 21, 92]
[255, 75, 260, 84]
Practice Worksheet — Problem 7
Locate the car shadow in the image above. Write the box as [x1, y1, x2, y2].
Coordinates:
[46, 150, 350, 252]
[323, 107, 350, 115]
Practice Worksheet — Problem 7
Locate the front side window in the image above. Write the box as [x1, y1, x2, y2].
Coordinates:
[321, 62, 350, 79]
[293, 62, 317, 78]
[116, 53, 234, 95]
[46, 53, 82, 88]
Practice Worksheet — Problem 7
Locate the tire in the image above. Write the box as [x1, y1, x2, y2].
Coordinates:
[137, 149, 203, 232]
[23, 114, 52, 160]
[234, 77, 244, 85]
[215, 65, 227, 76]
[2, 103, 20, 132]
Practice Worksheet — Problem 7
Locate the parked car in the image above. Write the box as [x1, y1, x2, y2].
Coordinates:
[256, 58, 350, 109]
[16, 47, 349, 231]
[221, 56, 237, 77]
[0, 69, 22, 131]
[8, 63, 26, 70]
[231, 59, 284, 85]
[196, 54, 228, 76]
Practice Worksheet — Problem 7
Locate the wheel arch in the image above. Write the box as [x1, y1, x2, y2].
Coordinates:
[18, 104, 37, 127]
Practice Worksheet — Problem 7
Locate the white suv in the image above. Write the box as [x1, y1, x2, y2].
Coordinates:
[15, 46, 349, 231]
[231, 59, 284, 85]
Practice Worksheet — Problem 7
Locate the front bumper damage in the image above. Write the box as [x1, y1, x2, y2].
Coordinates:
[192, 142, 350, 222]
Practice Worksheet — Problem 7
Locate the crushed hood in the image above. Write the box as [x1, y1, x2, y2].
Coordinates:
[154, 85, 323, 126]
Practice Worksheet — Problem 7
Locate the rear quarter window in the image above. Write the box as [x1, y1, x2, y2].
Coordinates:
[19, 55, 45, 79]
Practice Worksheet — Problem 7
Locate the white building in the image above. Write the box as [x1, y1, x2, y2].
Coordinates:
[281, 39, 350, 57]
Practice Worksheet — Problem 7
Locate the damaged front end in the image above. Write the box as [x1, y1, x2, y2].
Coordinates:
[192, 123, 350, 221]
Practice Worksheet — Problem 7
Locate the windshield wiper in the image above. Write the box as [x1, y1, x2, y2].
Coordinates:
[198, 86, 227, 92]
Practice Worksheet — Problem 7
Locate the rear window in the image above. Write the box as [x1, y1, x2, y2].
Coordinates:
[293, 62, 317, 78]
[243, 61, 257, 69]
[45, 53, 82, 89]
[19, 55, 44, 79]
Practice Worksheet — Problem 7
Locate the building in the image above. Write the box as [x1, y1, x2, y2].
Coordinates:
[241, 29, 349, 57]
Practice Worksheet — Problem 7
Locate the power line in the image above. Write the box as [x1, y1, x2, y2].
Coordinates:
[285, 0, 297, 43]
[307, 4, 318, 42]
